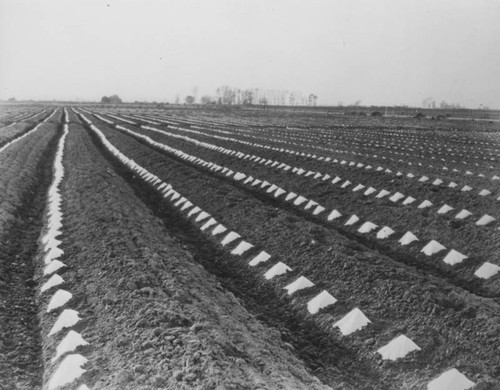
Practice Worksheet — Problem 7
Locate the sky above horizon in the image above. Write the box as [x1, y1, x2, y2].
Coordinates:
[1, 0, 499, 108]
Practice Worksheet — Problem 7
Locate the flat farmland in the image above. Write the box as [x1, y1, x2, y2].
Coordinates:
[1, 103, 499, 390]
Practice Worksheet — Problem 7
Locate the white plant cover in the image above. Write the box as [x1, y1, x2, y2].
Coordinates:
[327, 210, 342, 221]
[41, 274, 64, 293]
[334, 307, 371, 336]
[476, 215, 495, 226]
[266, 184, 278, 193]
[249, 251, 271, 266]
[376, 226, 395, 239]
[375, 189, 390, 199]
[474, 262, 500, 279]
[47, 289, 73, 312]
[421, 240, 446, 256]
[442, 249, 468, 265]
[304, 200, 318, 210]
[44, 260, 66, 276]
[174, 197, 187, 207]
[211, 224, 227, 236]
[200, 218, 217, 231]
[345, 215, 359, 226]
[389, 192, 405, 202]
[284, 276, 314, 295]
[42, 229, 62, 244]
[274, 188, 286, 198]
[49, 309, 81, 336]
[52, 330, 89, 362]
[402, 196, 416, 205]
[231, 241, 254, 255]
[377, 335, 421, 360]
[48, 354, 88, 390]
[358, 222, 378, 233]
[437, 204, 454, 214]
[364, 187, 377, 196]
[195, 211, 210, 222]
[418, 200, 433, 209]
[44, 247, 64, 264]
[233, 172, 246, 181]
[180, 201, 193, 211]
[399, 232, 419, 246]
[187, 206, 201, 218]
[307, 290, 337, 314]
[264, 262, 292, 280]
[313, 205, 325, 215]
[294, 196, 308, 206]
[221, 231, 241, 246]
[455, 210, 472, 220]
[427, 368, 475, 390]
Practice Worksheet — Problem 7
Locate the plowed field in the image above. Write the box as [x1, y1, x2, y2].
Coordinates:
[1, 104, 499, 390]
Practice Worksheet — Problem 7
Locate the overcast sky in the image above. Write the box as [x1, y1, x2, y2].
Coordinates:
[1, 0, 499, 107]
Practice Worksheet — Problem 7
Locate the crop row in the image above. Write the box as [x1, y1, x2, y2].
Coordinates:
[90, 113, 499, 291]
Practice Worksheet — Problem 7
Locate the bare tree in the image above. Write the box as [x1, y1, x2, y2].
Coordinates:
[308, 94, 318, 106]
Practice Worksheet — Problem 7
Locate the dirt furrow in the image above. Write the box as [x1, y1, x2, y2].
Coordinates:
[0, 121, 61, 390]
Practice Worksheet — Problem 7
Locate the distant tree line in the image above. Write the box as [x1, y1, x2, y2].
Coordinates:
[422, 97, 463, 109]
[184, 86, 318, 106]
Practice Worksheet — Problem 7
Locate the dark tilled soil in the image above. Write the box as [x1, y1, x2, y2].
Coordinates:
[0, 122, 60, 390]
[146, 118, 499, 211]
[94, 118, 497, 297]
[84, 117, 500, 388]
[41, 122, 331, 390]
[147, 114, 499, 193]
[2, 106, 499, 390]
